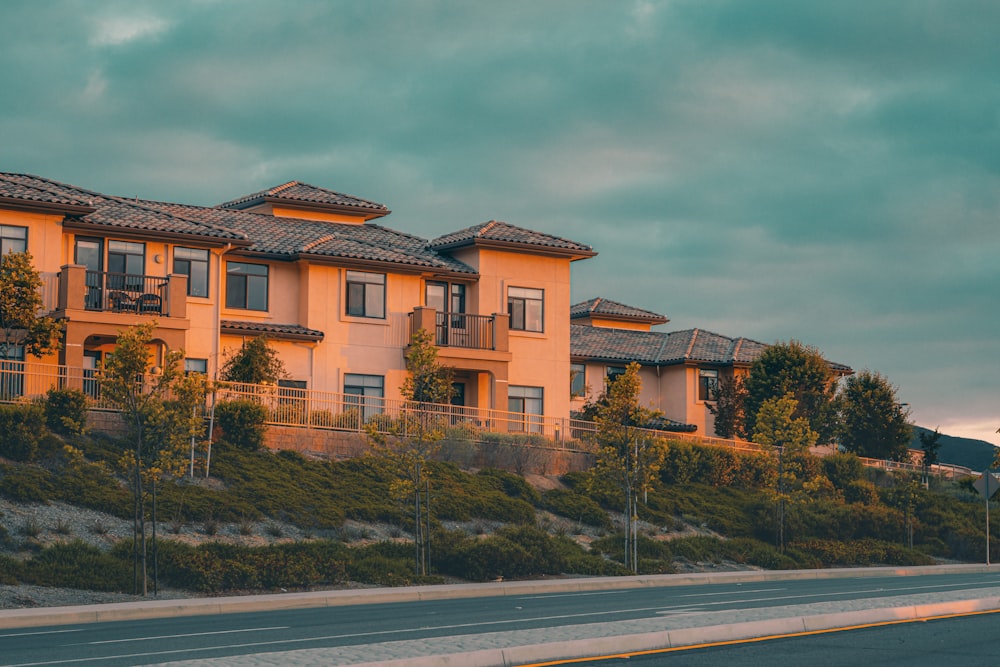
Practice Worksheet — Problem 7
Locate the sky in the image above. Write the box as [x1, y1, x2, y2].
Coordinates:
[2, 1, 997, 445]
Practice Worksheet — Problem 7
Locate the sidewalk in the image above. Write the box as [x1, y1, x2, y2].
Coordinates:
[3, 565, 999, 666]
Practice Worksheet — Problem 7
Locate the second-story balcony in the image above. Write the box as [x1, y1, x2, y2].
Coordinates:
[52, 264, 189, 320]
[435, 312, 495, 349]
[410, 307, 509, 353]
[85, 272, 169, 314]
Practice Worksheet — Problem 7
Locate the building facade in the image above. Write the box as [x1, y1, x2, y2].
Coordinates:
[0, 173, 594, 427]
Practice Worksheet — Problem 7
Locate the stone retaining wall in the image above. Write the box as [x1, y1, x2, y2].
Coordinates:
[263, 425, 594, 475]
[82, 410, 593, 476]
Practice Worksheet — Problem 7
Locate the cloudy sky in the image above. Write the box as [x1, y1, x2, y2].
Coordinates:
[3, 1, 998, 445]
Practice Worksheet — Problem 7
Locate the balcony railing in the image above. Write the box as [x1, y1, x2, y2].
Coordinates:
[410, 307, 509, 353]
[84, 271, 169, 314]
[0, 361, 975, 480]
[435, 312, 495, 349]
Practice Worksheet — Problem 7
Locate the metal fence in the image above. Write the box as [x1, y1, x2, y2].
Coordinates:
[0, 361, 972, 479]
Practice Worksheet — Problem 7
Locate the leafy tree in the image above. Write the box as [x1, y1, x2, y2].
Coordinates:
[919, 427, 943, 484]
[752, 394, 819, 552]
[585, 362, 666, 573]
[100, 322, 208, 595]
[743, 340, 837, 443]
[368, 328, 453, 576]
[0, 251, 61, 360]
[707, 375, 747, 439]
[836, 370, 911, 462]
[219, 335, 285, 384]
[401, 328, 454, 404]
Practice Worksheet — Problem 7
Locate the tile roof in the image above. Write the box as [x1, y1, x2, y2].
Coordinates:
[0, 173, 248, 243]
[220, 320, 324, 341]
[149, 200, 476, 273]
[571, 324, 852, 373]
[428, 220, 595, 257]
[0, 172, 95, 209]
[570, 297, 668, 324]
[572, 324, 770, 366]
[0, 173, 589, 275]
[218, 181, 389, 216]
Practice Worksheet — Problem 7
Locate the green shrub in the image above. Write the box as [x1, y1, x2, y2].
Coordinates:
[792, 538, 934, 567]
[822, 453, 865, 490]
[56, 462, 130, 517]
[477, 468, 541, 505]
[0, 463, 55, 502]
[44, 388, 89, 436]
[0, 402, 47, 462]
[215, 400, 268, 450]
[26, 541, 131, 591]
[542, 489, 612, 529]
[0, 553, 26, 584]
[844, 479, 880, 505]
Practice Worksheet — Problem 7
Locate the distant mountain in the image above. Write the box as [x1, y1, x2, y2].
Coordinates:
[910, 425, 998, 471]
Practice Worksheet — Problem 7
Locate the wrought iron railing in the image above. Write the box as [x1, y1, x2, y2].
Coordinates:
[434, 312, 495, 350]
[0, 361, 975, 479]
[84, 271, 169, 314]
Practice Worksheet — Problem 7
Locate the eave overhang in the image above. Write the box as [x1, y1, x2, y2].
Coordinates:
[0, 197, 96, 217]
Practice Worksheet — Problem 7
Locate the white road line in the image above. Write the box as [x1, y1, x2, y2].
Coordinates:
[84, 625, 289, 645]
[678, 587, 785, 597]
[0, 629, 85, 639]
[518, 590, 629, 600]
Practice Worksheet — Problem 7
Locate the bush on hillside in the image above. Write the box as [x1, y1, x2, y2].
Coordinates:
[215, 400, 268, 451]
[792, 538, 934, 567]
[0, 463, 56, 502]
[660, 440, 775, 489]
[0, 402, 47, 462]
[476, 468, 542, 505]
[541, 488, 612, 529]
[44, 387, 89, 436]
[822, 452, 865, 490]
[25, 541, 132, 591]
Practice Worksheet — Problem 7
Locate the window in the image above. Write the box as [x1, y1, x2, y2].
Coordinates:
[508, 385, 543, 433]
[699, 369, 719, 402]
[606, 366, 627, 383]
[226, 262, 268, 311]
[174, 247, 209, 297]
[184, 358, 208, 375]
[346, 271, 385, 319]
[0, 225, 27, 255]
[75, 238, 103, 309]
[344, 373, 384, 421]
[570, 363, 586, 398]
[427, 281, 469, 344]
[108, 240, 145, 291]
[508, 287, 543, 332]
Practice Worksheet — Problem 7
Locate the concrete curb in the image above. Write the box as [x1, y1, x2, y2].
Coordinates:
[343, 594, 1000, 667]
[1, 563, 996, 629]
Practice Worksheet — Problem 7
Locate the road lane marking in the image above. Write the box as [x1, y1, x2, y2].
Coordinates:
[678, 587, 785, 597]
[83, 625, 289, 644]
[0, 629, 84, 638]
[518, 591, 629, 600]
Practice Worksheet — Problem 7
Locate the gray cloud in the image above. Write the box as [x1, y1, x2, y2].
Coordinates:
[2, 0, 997, 443]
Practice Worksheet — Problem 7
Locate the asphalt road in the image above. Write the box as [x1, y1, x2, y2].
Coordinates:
[574, 611, 1000, 667]
[2, 570, 1000, 666]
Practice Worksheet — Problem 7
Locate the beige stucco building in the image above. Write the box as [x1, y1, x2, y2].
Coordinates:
[0, 172, 594, 428]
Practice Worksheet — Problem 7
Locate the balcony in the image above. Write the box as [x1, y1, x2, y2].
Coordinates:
[84, 272, 168, 314]
[410, 307, 509, 353]
[434, 312, 496, 349]
[53, 264, 188, 320]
